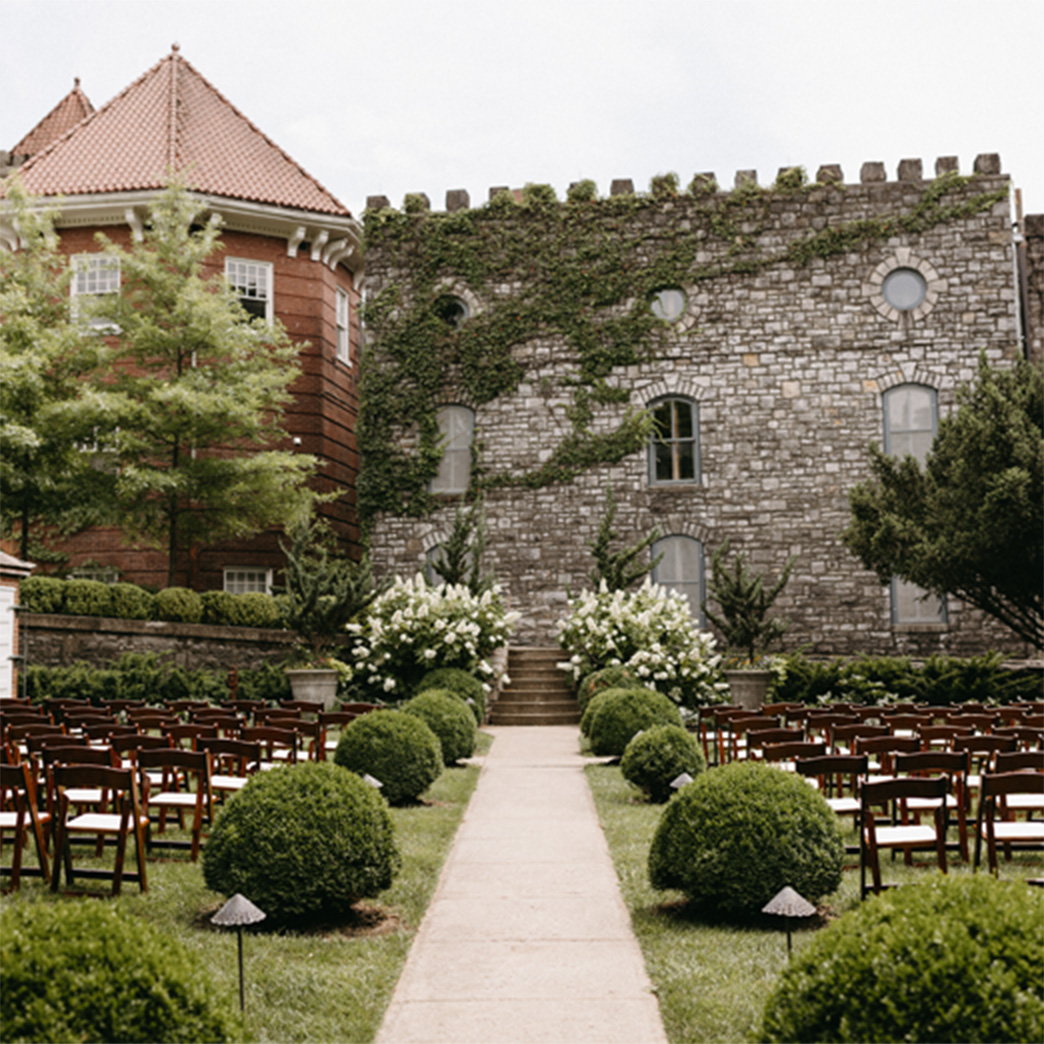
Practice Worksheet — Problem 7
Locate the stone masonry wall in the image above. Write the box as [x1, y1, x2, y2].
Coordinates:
[363, 156, 1035, 660]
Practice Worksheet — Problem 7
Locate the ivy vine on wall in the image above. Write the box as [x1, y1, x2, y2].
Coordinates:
[357, 170, 1006, 525]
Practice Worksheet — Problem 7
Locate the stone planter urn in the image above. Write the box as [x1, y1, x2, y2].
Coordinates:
[724, 668, 774, 711]
[285, 668, 339, 711]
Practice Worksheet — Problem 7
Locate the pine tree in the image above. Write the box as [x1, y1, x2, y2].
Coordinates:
[588, 483, 662, 591]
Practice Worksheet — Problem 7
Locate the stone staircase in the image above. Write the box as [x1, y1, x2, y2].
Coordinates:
[490, 646, 580, 726]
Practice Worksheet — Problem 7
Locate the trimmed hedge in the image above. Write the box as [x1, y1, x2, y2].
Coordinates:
[203, 761, 401, 925]
[416, 667, 487, 723]
[18, 575, 65, 613]
[649, 761, 843, 916]
[334, 709, 443, 805]
[620, 724, 706, 802]
[154, 586, 204, 623]
[109, 581, 155, 619]
[576, 665, 645, 715]
[587, 688, 683, 757]
[62, 578, 113, 616]
[0, 901, 231, 1043]
[404, 688, 477, 765]
[762, 875, 1044, 1043]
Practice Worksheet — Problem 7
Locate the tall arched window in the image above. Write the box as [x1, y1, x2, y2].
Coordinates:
[430, 405, 474, 494]
[649, 397, 700, 485]
[882, 384, 946, 625]
[651, 534, 704, 622]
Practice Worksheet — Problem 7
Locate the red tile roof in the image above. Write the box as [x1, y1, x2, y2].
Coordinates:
[9, 47, 349, 217]
[10, 79, 95, 156]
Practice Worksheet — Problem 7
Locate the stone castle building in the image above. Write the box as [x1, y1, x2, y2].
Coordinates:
[360, 161, 1042, 659]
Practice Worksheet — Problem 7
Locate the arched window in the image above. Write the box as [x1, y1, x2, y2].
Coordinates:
[649, 397, 700, 485]
[651, 534, 704, 622]
[882, 384, 946, 625]
[883, 384, 937, 464]
[430, 405, 474, 494]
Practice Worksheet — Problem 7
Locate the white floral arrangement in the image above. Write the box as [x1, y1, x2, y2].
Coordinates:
[558, 579, 724, 707]
[347, 573, 520, 700]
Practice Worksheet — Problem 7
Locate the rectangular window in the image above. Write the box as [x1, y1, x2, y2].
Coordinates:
[72, 254, 120, 327]
[223, 568, 272, 595]
[891, 577, 948, 626]
[336, 287, 351, 365]
[225, 259, 273, 322]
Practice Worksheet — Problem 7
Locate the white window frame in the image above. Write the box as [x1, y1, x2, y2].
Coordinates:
[225, 258, 273, 323]
[223, 568, 272, 595]
[651, 534, 705, 624]
[649, 396, 700, 485]
[430, 405, 474, 495]
[71, 254, 120, 328]
[336, 287, 351, 365]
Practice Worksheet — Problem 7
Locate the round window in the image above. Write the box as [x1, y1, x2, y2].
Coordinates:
[434, 295, 470, 328]
[650, 288, 687, 323]
[881, 268, 927, 312]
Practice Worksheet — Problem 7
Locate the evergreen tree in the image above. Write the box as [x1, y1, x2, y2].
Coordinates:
[843, 355, 1043, 648]
[588, 483, 662, 591]
[429, 495, 494, 595]
[0, 180, 107, 560]
[83, 181, 319, 586]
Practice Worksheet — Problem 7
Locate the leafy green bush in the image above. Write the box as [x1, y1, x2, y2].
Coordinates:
[404, 688, 477, 765]
[25, 661, 120, 705]
[587, 688, 683, 757]
[18, 575, 65, 613]
[236, 661, 292, 703]
[109, 581, 155, 620]
[416, 667, 486, 723]
[649, 761, 843, 916]
[203, 761, 400, 925]
[153, 586, 203, 623]
[761, 876, 1044, 1043]
[62, 578, 112, 617]
[620, 724, 706, 802]
[0, 901, 231, 1043]
[576, 665, 645, 715]
[334, 709, 443, 805]
[201, 590, 238, 625]
[579, 687, 619, 738]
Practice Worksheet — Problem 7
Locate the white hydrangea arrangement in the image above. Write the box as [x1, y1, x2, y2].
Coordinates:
[347, 573, 520, 700]
[558, 579, 724, 707]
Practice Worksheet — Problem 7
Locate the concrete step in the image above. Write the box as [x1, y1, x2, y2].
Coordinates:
[492, 646, 580, 725]
[491, 707, 581, 726]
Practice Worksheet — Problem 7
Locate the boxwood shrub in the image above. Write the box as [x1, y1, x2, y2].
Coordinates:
[62, 578, 112, 617]
[576, 665, 645, 715]
[201, 590, 284, 629]
[649, 760, 843, 917]
[18, 575, 65, 613]
[0, 901, 231, 1043]
[109, 581, 155, 620]
[416, 667, 486, 723]
[404, 688, 477, 765]
[203, 761, 400, 925]
[154, 586, 204, 623]
[587, 688, 683, 757]
[761, 875, 1044, 1043]
[334, 709, 443, 805]
[620, 724, 706, 802]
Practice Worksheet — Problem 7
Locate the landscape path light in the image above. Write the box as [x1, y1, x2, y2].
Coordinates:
[211, 893, 266, 1011]
[762, 886, 816, 957]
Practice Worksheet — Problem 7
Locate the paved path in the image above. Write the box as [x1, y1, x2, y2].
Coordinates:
[376, 725, 668, 1044]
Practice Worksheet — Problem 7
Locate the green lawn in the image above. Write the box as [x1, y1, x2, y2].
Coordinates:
[587, 760, 1044, 1044]
[1, 735, 491, 1044]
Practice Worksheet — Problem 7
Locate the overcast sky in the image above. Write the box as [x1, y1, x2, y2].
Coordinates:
[2, 0, 1042, 221]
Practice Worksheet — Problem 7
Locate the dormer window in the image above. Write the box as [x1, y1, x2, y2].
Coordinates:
[226, 259, 272, 322]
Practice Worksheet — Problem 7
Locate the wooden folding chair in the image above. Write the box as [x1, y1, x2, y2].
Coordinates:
[893, 750, 970, 860]
[797, 754, 868, 845]
[973, 769, 1044, 875]
[240, 726, 298, 769]
[853, 733, 921, 779]
[759, 740, 827, 772]
[50, 764, 149, 895]
[201, 737, 262, 801]
[0, 761, 51, 889]
[860, 773, 949, 898]
[136, 749, 213, 861]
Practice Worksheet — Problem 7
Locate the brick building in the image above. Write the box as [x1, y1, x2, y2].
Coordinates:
[360, 162, 1042, 659]
[1, 47, 362, 592]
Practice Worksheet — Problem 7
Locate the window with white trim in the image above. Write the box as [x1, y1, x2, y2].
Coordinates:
[223, 568, 272, 594]
[651, 534, 705, 622]
[431, 405, 474, 494]
[225, 259, 273, 322]
[72, 254, 120, 328]
[649, 397, 700, 484]
[336, 287, 351, 365]
[883, 383, 946, 625]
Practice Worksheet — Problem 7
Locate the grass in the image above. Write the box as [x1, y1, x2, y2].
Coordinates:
[586, 760, 1044, 1044]
[1, 733, 492, 1044]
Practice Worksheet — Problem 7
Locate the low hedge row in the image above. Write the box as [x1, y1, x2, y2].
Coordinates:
[19, 575, 285, 629]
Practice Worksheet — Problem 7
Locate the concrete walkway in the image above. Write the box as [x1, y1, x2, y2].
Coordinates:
[376, 726, 668, 1044]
